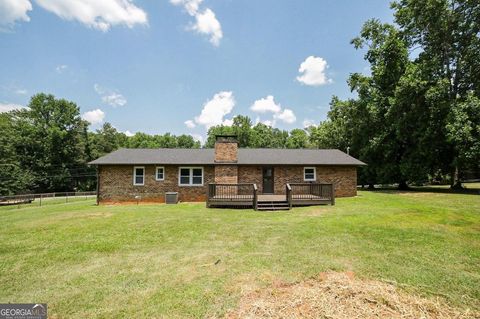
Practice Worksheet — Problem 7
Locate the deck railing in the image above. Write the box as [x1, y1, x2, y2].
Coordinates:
[207, 183, 257, 208]
[288, 183, 335, 205]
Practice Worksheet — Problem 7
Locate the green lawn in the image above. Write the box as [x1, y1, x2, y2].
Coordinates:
[0, 190, 479, 318]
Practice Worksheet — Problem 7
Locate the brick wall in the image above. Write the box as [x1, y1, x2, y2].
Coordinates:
[214, 141, 238, 163]
[238, 165, 357, 197]
[98, 165, 214, 203]
[214, 165, 238, 183]
[98, 164, 358, 203]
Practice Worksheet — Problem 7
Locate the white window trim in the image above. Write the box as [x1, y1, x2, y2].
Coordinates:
[178, 167, 204, 186]
[155, 166, 165, 181]
[133, 166, 145, 186]
[304, 167, 316, 182]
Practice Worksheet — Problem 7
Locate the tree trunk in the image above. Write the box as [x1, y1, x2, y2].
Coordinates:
[451, 165, 463, 189]
[398, 181, 409, 190]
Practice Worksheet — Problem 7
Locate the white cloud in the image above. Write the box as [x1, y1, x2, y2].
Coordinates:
[262, 119, 274, 127]
[34, 0, 147, 31]
[124, 130, 135, 137]
[222, 118, 233, 126]
[170, 0, 202, 16]
[55, 64, 67, 73]
[303, 119, 316, 128]
[184, 119, 196, 128]
[14, 88, 27, 95]
[102, 92, 126, 107]
[296, 56, 332, 86]
[94, 84, 127, 107]
[0, 102, 25, 112]
[192, 91, 235, 129]
[250, 95, 296, 125]
[250, 95, 281, 114]
[94, 84, 103, 94]
[0, 0, 32, 28]
[274, 108, 296, 124]
[82, 109, 105, 124]
[191, 133, 204, 144]
[192, 8, 222, 46]
[171, 0, 223, 46]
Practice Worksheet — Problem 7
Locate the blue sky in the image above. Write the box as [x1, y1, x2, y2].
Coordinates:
[0, 0, 393, 142]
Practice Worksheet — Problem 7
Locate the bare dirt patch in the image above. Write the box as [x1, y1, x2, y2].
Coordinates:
[226, 272, 477, 319]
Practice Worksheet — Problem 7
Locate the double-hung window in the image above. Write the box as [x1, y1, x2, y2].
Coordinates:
[304, 167, 316, 182]
[156, 167, 165, 181]
[133, 166, 145, 185]
[179, 167, 203, 186]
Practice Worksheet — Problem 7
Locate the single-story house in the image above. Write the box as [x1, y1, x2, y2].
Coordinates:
[89, 135, 366, 209]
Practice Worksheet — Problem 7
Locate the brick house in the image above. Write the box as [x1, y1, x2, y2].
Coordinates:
[89, 135, 365, 208]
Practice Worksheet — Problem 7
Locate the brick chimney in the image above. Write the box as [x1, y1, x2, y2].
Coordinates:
[214, 135, 238, 183]
[214, 135, 238, 163]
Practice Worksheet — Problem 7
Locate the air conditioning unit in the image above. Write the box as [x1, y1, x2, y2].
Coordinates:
[165, 192, 178, 204]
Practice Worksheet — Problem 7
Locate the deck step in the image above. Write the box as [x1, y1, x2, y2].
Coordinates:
[257, 207, 290, 211]
[256, 201, 291, 211]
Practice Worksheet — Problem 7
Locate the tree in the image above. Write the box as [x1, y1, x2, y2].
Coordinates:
[176, 134, 201, 148]
[392, 0, 480, 187]
[446, 93, 480, 178]
[0, 113, 34, 195]
[91, 123, 124, 158]
[13, 93, 89, 192]
[286, 129, 309, 149]
[232, 115, 253, 147]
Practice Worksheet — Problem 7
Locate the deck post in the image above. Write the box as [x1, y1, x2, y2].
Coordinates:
[206, 184, 211, 208]
[286, 184, 292, 209]
[331, 184, 335, 206]
[253, 184, 258, 210]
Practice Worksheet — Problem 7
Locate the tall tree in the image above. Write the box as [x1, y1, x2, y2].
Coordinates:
[286, 129, 309, 149]
[0, 113, 34, 195]
[14, 94, 89, 192]
[392, 0, 480, 187]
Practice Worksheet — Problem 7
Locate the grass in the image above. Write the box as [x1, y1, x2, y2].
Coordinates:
[0, 190, 479, 318]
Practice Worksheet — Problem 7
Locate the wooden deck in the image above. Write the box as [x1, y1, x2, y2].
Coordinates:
[207, 183, 335, 210]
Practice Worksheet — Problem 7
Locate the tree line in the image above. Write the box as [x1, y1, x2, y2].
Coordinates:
[0, 95, 319, 195]
[324, 0, 480, 189]
[1, 0, 478, 195]
[0, 94, 201, 195]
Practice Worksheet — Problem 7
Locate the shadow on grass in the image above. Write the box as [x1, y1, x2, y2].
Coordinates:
[360, 183, 480, 196]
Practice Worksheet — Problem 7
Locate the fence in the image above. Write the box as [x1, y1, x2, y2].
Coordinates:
[0, 191, 97, 208]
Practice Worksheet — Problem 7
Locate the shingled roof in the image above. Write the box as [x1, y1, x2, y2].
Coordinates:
[89, 148, 366, 166]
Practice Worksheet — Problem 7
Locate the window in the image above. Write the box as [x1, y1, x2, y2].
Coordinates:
[133, 166, 145, 185]
[156, 167, 165, 181]
[178, 167, 204, 186]
[304, 167, 316, 181]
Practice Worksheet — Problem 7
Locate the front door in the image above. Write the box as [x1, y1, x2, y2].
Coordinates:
[262, 167, 274, 194]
